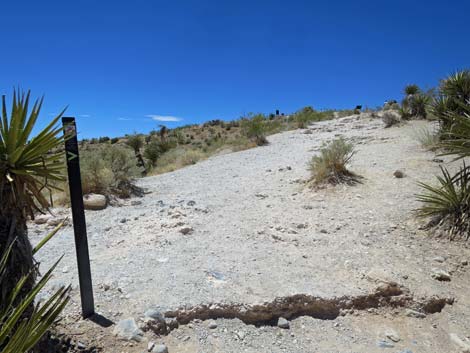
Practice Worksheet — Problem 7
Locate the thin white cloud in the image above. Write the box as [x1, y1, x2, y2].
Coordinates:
[118, 117, 133, 121]
[145, 115, 182, 122]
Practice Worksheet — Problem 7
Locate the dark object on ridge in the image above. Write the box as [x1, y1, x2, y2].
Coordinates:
[276, 109, 280, 116]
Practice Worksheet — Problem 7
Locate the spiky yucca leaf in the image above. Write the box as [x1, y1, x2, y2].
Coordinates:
[437, 102, 470, 158]
[441, 70, 470, 102]
[0, 90, 66, 217]
[416, 165, 470, 239]
[0, 229, 70, 352]
[416, 166, 467, 217]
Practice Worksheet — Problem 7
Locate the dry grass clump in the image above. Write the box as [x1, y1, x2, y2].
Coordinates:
[152, 148, 206, 174]
[414, 126, 439, 151]
[382, 111, 401, 128]
[308, 137, 360, 186]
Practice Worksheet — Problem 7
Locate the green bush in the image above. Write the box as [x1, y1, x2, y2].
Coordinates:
[110, 137, 119, 144]
[308, 137, 360, 185]
[144, 140, 161, 167]
[241, 114, 268, 146]
[80, 145, 140, 196]
[99, 136, 110, 143]
[294, 106, 319, 128]
[126, 134, 144, 152]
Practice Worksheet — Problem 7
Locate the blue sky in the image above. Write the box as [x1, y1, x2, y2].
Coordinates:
[1, 0, 469, 138]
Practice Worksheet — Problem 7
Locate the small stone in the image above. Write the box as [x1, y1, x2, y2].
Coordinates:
[83, 193, 107, 210]
[393, 170, 404, 178]
[208, 321, 217, 329]
[62, 266, 69, 273]
[120, 218, 127, 223]
[131, 200, 142, 206]
[113, 318, 144, 342]
[34, 214, 51, 224]
[47, 217, 64, 227]
[405, 309, 426, 318]
[431, 269, 451, 281]
[165, 317, 179, 330]
[147, 341, 155, 352]
[433, 256, 446, 263]
[385, 328, 401, 342]
[152, 344, 169, 353]
[375, 281, 402, 296]
[450, 333, 470, 353]
[277, 317, 290, 329]
[179, 227, 193, 235]
[377, 340, 395, 348]
[187, 200, 196, 206]
[145, 308, 165, 321]
[77, 341, 86, 350]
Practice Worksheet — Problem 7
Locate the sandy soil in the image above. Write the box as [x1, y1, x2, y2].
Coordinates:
[33, 114, 470, 353]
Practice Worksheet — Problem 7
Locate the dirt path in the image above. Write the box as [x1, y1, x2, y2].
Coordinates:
[34, 115, 470, 352]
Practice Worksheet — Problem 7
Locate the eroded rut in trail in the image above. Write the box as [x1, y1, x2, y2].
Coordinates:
[152, 283, 454, 335]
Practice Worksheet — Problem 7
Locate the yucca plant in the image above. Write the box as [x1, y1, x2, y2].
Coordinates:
[401, 84, 429, 120]
[416, 165, 470, 240]
[404, 84, 420, 96]
[0, 90, 65, 313]
[433, 70, 470, 134]
[0, 223, 70, 352]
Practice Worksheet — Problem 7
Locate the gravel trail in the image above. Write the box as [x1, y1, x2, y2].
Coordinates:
[33, 115, 470, 352]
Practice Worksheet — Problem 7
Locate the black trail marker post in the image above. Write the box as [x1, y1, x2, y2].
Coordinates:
[62, 117, 95, 318]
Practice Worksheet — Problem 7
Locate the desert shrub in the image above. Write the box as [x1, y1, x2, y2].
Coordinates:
[126, 134, 144, 152]
[99, 136, 110, 143]
[382, 111, 401, 127]
[383, 100, 400, 111]
[144, 140, 161, 167]
[241, 114, 268, 146]
[294, 107, 319, 128]
[110, 137, 119, 144]
[308, 137, 360, 185]
[80, 145, 140, 196]
[181, 149, 204, 165]
[80, 151, 113, 194]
